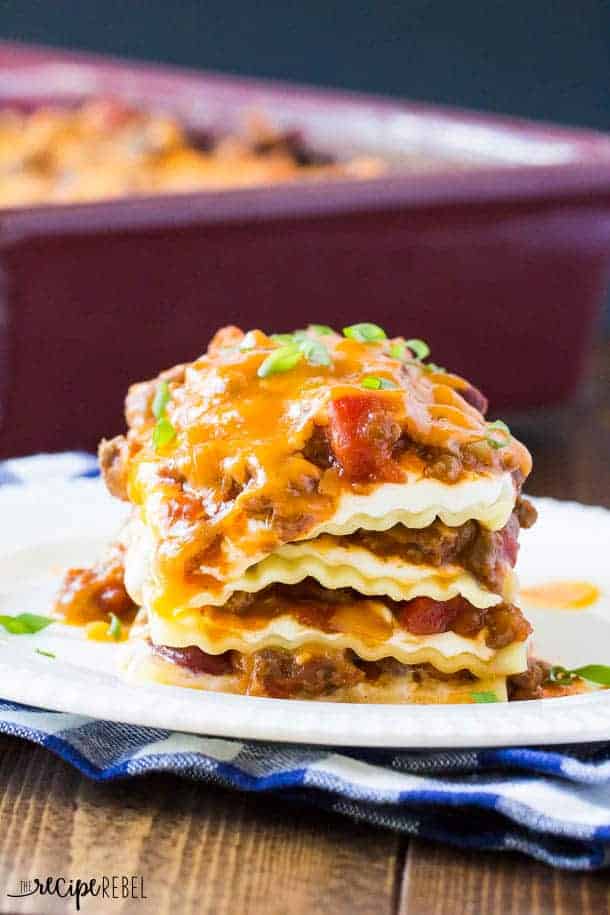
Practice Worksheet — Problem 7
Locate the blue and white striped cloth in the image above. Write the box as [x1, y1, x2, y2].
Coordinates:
[1, 453, 609, 871]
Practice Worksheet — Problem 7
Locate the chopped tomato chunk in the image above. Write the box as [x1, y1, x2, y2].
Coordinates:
[154, 645, 233, 676]
[327, 394, 403, 483]
[398, 596, 471, 635]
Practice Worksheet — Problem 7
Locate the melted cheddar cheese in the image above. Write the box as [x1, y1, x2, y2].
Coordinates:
[121, 326, 531, 616]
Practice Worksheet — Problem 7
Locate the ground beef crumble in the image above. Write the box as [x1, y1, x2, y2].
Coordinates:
[153, 641, 558, 702]
[507, 659, 552, 701]
[347, 497, 537, 594]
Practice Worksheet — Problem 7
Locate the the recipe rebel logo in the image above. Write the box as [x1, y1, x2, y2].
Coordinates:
[7, 874, 147, 910]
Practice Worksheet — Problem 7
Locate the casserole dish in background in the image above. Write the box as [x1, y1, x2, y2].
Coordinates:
[1, 41, 610, 458]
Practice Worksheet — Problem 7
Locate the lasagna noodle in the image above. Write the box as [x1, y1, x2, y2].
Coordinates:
[219, 538, 513, 606]
[126, 520, 512, 613]
[120, 638, 510, 704]
[145, 602, 529, 679]
[124, 471, 518, 614]
[309, 472, 517, 536]
[133, 469, 517, 547]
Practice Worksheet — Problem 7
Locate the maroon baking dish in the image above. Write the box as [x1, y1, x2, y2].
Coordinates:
[1, 41, 610, 458]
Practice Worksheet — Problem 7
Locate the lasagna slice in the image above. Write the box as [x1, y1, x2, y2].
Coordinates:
[57, 323, 541, 703]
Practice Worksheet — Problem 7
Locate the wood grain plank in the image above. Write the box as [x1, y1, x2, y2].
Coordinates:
[513, 340, 610, 508]
[398, 840, 610, 915]
[0, 735, 402, 915]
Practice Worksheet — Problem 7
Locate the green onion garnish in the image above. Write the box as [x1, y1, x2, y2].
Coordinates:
[153, 417, 177, 449]
[391, 340, 440, 372]
[270, 333, 296, 345]
[486, 419, 511, 450]
[259, 332, 332, 377]
[152, 379, 176, 450]
[470, 691, 499, 703]
[362, 376, 397, 390]
[299, 337, 331, 367]
[271, 330, 310, 343]
[309, 324, 333, 336]
[343, 323, 387, 343]
[404, 338, 431, 361]
[549, 664, 610, 687]
[35, 648, 56, 659]
[108, 613, 122, 641]
[487, 439, 506, 451]
[488, 420, 510, 434]
[152, 380, 171, 420]
[258, 344, 303, 378]
[0, 613, 54, 635]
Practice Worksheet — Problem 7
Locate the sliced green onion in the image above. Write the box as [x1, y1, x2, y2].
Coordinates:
[152, 380, 171, 420]
[470, 691, 499, 703]
[0, 613, 54, 635]
[309, 324, 333, 336]
[257, 344, 303, 378]
[343, 323, 387, 343]
[299, 337, 331, 367]
[35, 648, 56, 659]
[487, 437, 507, 451]
[270, 333, 296, 345]
[153, 417, 177, 449]
[486, 419, 511, 450]
[259, 333, 333, 376]
[488, 420, 510, 435]
[108, 613, 122, 641]
[272, 329, 309, 343]
[404, 338, 431, 361]
[361, 375, 397, 390]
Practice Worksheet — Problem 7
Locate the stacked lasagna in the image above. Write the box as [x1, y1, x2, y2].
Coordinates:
[59, 323, 540, 703]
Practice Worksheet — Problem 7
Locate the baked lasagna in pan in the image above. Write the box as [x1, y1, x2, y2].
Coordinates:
[0, 98, 380, 209]
[56, 323, 546, 703]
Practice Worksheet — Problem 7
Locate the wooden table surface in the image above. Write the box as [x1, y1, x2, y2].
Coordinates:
[0, 342, 609, 915]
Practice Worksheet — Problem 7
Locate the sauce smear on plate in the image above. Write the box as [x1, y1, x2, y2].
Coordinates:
[521, 580, 599, 610]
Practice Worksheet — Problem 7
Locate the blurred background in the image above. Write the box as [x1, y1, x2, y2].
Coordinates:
[0, 1, 608, 478]
[1, 0, 608, 131]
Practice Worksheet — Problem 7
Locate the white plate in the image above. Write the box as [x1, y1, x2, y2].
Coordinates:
[0, 478, 608, 748]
